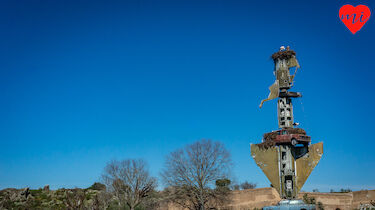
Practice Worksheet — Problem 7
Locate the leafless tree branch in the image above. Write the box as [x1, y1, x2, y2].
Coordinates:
[102, 159, 157, 210]
[161, 139, 232, 210]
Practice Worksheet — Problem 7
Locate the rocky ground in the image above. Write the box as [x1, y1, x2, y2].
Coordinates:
[0, 184, 116, 210]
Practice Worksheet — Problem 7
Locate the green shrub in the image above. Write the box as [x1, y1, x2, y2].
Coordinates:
[87, 182, 106, 191]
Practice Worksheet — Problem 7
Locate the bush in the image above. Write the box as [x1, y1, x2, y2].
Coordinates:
[87, 182, 106, 191]
[340, 188, 352, 193]
[232, 184, 240, 190]
[216, 179, 231, 189]
[303, 193, 316, 204]
[240, 181, 256, 190]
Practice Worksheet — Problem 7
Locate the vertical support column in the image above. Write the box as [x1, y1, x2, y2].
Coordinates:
[279, 145, 297, 199]
[274, 55, 297, 199]
[275, 59, 291, 89]
[277, 97, 294, 128]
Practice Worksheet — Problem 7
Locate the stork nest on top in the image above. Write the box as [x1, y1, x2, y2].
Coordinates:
[271, 50, 296, 61]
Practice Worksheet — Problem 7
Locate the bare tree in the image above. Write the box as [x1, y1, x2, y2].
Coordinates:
[102, 159, 157, 210]
[240, 181, 256, 190]
[161, 139, 232, 210]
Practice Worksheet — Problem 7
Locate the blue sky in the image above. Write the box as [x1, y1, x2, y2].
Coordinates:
[1, 0, 374, 192]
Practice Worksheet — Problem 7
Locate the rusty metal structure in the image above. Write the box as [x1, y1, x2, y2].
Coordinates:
[251, 47, 323, 202]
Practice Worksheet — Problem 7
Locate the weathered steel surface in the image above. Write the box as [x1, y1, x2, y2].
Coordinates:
[279, 145, 297, 198]
[251, 142, 323, 198]
[295, 142, 324, 192]
[277, 97, 294, 128]
[250, 144, 280, 194]
[259, 80, 280, 108]
[254, 47, 323, 201]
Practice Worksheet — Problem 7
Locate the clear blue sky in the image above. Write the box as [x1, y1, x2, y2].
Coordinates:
[1, 0, 374, 192]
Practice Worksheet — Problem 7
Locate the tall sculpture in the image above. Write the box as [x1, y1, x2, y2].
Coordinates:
[251, 47, 323, 201]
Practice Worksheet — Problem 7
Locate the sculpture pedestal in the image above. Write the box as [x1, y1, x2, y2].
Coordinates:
[263, 200, 315, 210]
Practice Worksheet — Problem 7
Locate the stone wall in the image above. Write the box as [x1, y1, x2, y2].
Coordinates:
[159, 188, 375, 210]
[297, 192, 352, 210]
[225, 188, 280, 210]
[351, 190, 375, 209]
[297, 190, 375, 210]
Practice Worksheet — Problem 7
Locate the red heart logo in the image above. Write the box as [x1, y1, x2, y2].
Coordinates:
[339, 4, 371, 34]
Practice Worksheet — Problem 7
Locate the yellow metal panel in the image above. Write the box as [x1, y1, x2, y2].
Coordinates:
[251, 144, 280, 194]
[295, 142, 323, 192]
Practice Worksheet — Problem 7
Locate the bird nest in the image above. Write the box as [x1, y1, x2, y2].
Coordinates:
[256, 141, 276, 150]
[271, 50, 296, 61]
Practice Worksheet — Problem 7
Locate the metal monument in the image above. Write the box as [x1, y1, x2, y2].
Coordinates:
[251, 46, 323, 208]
